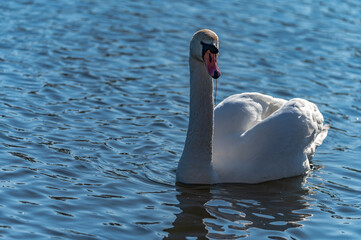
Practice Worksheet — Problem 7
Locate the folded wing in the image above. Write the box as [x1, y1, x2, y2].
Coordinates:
[213, 93, 328, 183]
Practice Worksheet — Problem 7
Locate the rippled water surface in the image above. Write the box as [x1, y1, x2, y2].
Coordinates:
[1, 0, 360, 239]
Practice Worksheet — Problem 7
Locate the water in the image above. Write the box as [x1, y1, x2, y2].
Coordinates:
[0, 0, 360, 239]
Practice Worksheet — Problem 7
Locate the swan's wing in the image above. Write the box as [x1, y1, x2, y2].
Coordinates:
[213, 94, 328, 183]
[214, 92, 287, 137]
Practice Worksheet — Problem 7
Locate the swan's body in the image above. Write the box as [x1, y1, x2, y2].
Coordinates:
[176, 29, 328, 184]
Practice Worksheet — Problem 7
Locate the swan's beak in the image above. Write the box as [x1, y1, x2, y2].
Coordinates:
[203, 50, 221, 79]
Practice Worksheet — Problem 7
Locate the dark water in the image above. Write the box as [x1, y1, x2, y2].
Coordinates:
[1, 0, 360, 239]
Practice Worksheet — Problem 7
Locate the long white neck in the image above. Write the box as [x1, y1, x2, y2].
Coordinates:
[188, 58, 214, 154]
[176, 57, 215, 184]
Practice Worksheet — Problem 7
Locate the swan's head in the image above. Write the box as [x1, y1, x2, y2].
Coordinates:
[190, 29, 221, 79]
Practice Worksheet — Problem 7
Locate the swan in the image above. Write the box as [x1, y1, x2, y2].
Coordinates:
[176, 29, 329, 184]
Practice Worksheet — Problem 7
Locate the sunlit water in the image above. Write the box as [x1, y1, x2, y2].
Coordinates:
[1, 0, 360, 239]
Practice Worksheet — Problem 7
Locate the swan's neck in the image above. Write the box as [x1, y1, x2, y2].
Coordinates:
[188, 58, 214, 151]
[176, 58, 215, 184]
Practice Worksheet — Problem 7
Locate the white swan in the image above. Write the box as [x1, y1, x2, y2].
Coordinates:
[176, 29, 329, 184]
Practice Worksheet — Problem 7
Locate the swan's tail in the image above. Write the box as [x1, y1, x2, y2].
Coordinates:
[306, 124, 330, 160]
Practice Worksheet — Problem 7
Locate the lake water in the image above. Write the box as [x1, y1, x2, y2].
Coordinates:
[1, 0, 360, 239]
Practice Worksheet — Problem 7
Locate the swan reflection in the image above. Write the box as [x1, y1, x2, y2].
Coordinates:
[165, 176, 312, 239]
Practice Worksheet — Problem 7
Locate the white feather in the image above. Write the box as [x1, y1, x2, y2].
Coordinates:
[213, 93, 328, 183]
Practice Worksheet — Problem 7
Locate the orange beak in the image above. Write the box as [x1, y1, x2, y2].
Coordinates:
[203, 50, 221, 79]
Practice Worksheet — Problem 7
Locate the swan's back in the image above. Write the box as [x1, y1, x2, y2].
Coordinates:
[213, 93, 328, 183]
[214, 93, 286, 136]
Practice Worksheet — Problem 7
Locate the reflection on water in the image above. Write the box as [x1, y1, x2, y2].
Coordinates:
[166, 176, 311, 239]
[165, 186, 213, 239]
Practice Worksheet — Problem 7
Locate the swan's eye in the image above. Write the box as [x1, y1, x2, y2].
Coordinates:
[201, 41, 219, 60]
[209, 53, 212, 63]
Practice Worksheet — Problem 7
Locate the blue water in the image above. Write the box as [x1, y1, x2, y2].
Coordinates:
[1, 0, 360, 239]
